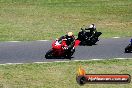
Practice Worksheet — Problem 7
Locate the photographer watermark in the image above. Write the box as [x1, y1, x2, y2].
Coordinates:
[76, 66, 131, 85]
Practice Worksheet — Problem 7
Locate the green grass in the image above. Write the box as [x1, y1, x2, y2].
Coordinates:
[0, 59, 132, 88]
[0, 0, 131, 41]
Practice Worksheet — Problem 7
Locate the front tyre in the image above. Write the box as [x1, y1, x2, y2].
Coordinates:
[91, 37, 98, 45]
[45, 49, 54, 59]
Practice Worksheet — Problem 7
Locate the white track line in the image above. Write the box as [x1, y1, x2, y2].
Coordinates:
[54, 61, 71, 62]
[74, 59, 104, 62]
[34, 62, 52, 64]
[0, 58, 131, 65]
[115, 58, 129, 60]
[37, 40, 49, 41]
[6, 40, 49, 42]
[0, 63, 24, 65]
[112, 37, 120, 38]
[8, 41, 21, 42]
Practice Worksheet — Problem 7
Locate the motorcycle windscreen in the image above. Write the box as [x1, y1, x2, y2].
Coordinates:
[52, 41, 62, 49]
[74, 40, 80, 47]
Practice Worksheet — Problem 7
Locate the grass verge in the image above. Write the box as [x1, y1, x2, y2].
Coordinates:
[0, 59, 131, 88]
[0, 0, 132, 41]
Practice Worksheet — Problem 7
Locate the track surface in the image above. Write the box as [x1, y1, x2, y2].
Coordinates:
[0, 38, 132, 64]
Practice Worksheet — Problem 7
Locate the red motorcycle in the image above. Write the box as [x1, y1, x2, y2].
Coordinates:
[45, 37, 80, 59]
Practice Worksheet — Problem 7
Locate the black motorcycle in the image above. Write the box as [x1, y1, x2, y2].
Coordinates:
[125, 44, 132, 53]
[77, 28, 102, 46]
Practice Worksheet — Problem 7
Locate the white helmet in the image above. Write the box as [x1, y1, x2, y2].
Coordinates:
[89, 24, 96, 29]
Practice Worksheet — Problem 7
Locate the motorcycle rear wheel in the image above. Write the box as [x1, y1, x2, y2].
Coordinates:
[65, 48, 75, 60]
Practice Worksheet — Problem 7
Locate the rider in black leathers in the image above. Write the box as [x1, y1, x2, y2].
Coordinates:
[59, 32, 75, 50]
[80, 24, 97, 40]
[85, 24, 97, 39]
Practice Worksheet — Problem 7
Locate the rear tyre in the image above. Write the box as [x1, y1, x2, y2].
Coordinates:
[65, 48, 75, 60]
[65, 53, 72, 60]
[45, 49, 54, 59]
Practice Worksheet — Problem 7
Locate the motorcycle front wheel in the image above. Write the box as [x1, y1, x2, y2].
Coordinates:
[90, 37, 98, 45]
[45, 49, 54, 59]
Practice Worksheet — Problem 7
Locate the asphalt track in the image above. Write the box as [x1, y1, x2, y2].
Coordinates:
[0, 38, 132, 64]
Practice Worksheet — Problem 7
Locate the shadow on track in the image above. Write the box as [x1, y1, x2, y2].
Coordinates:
[45, 56, 74, 60]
